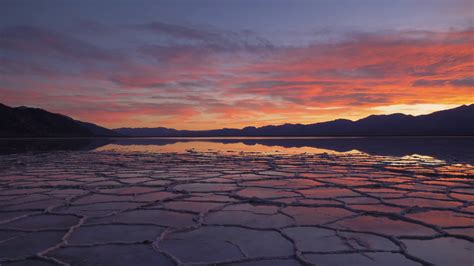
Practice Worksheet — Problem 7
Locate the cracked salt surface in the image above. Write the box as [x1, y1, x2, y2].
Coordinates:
[0, 148, 473, 265]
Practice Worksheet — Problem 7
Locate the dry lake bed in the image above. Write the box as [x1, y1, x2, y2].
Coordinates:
[0, 138, 473, 265]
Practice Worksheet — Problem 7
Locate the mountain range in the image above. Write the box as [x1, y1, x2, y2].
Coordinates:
[116, 104, 474, 137]
[0, 102, 473, 137]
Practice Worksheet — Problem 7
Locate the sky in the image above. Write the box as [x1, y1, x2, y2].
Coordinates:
[0, 0, 473, 130]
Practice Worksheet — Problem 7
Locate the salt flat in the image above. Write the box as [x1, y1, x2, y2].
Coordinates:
[0, 150, 472, 265]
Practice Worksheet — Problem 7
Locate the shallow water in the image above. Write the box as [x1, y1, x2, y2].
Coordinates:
[0, 138, 473, 265]
[1, 137, 474, 164]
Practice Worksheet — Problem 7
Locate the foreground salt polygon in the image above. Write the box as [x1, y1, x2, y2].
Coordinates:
[0, 151, 473, 265]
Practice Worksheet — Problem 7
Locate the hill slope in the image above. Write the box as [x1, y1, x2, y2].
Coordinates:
[0, 103, 119, 137]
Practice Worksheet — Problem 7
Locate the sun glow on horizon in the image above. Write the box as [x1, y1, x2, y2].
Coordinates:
[371, 104, 462, 116]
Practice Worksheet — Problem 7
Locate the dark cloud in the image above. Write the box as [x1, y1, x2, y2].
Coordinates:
[312, 93, 395, 106]
[138, 45, 208, 63]
[135, 21, 220, 41]
[412, 77, 474, 87]
[0, 26, 118, 62]
[235, 80, 342, 90]
[412, 79, 448, 87]
[0, 57, 56, 76]
[135, 21, 274, 59]
[451, 77, 474, 87]
[353, 62, 398, 78]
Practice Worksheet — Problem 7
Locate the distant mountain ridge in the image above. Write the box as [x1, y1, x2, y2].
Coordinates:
[1, 103, 473, 137]
[0, 103, 119, 137]
[115, 104, 474, 137]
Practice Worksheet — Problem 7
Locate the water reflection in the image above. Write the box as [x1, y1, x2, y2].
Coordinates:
[0, 137, 473, 165]
[95, 141, 360, 155]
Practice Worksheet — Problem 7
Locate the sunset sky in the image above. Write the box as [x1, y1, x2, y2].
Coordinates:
[1, 0, 473, 130]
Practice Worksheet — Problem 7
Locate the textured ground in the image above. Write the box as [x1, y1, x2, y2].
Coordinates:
[0, 151, 473, 265]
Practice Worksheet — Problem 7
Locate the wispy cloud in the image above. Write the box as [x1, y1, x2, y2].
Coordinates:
[0, 21, 473, 129]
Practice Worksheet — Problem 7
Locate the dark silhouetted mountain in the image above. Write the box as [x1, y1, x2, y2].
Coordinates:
[75, 121, 119, 137]
[115, 127, 181, 137]
[0, 103, 119, 137]
[115, 104, 474, 137]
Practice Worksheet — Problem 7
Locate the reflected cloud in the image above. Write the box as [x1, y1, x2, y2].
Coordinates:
[94, 141, 359, 155]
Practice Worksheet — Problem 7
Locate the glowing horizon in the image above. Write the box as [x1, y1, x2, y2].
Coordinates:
[1, 0, 473, 130]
